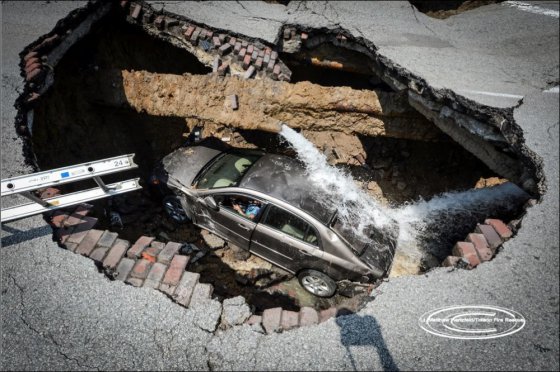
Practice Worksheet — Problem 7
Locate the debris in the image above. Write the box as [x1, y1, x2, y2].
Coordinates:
[230, 94, 238, 110]
[109, 211, 124, 229]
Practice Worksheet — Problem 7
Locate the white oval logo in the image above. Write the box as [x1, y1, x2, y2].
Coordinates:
[418, 305, 526, 340]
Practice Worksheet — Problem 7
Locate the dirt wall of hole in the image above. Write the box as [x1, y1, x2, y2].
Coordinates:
[32, 13, 210, 177]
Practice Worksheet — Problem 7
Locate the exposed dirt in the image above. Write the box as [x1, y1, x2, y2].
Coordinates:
[94, 69, 443, 141]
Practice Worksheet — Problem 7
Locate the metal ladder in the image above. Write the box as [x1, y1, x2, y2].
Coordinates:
[1, 154, 142, 223]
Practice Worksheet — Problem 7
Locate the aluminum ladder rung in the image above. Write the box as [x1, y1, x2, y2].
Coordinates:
[1, 179, 142, 223]
[1, 154, 137, 196]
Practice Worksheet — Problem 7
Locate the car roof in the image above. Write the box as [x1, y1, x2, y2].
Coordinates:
[238, 154, 336, 224]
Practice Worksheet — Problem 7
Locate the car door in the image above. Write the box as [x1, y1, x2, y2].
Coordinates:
[195, 193, 262, 250]
[250, 205, 324, 273]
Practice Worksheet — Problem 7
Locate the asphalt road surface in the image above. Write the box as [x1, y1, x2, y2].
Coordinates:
[1, 1, 558, 370]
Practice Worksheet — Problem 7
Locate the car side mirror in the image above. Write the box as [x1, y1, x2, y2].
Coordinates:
[204, 196, 219, 211]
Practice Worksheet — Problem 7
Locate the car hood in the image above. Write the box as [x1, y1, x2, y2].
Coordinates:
[162, 140, 227, 188]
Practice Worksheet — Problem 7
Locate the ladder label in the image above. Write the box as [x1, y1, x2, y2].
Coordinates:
[61, 172, 70, 178]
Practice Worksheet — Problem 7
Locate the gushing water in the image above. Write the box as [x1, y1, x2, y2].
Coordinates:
[279, 125, 530, 262]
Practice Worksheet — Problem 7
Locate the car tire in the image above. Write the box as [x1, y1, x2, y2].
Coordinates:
[162, 195, 190, 224]
[298, 269, 337, 298]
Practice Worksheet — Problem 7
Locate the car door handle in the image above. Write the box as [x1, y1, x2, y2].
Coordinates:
[237, 223, 250, 231]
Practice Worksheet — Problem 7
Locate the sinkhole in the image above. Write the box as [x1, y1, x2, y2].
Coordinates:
[21, 3, 534, 315]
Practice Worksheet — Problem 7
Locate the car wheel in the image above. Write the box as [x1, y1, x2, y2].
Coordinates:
[298, 269, 337, 298]
[163, 195, 190, 224]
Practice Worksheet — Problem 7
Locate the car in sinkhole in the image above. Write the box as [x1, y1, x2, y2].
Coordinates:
[150, 138, 398, 297]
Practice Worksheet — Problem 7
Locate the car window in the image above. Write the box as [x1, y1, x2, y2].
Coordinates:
[262, 205, 319, 246]
[196, 152, 261, 189]
[215, 194, 263, 221]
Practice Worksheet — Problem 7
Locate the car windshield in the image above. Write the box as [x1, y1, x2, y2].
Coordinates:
[196, 152, 262, 189]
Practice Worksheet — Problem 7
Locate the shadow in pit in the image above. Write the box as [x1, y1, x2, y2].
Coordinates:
[336, 308, 399, 371]
[189, 248, 301, 313]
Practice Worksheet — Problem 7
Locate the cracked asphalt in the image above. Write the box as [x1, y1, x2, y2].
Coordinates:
[1, 1, 559, 370]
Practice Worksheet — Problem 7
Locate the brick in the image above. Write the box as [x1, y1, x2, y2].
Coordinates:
[273, 64, 281, 77]
[174, 271, 200, 307]
[255, 57, 263, 70]
[130, 4, 141, 19]
[23, 51, 39, 63]
[217, 62, 229, 76]
[242, 54, 251, 69]
[270, 51, 278, 60]
[154, 15, 165, 29]
[184, 25, 195, 39]
[25, 56, 40, 68]
[190, 29, 201, 45]
[130, 259, 152, 279]
[241, 40, 248, 48]
[205, 29, 213, 39]
[142, 241, 165, 262]
[212, 56, 220, 73]
[263, 54, 270, 65]
[190, 282, 213, 304]
[246, 315, 262, 326]
[319, 307, 337, 323]
[301, 32, 308, 40]
[262, 307, 282, 334]
[228, 37, 236, 45]
[72, 203, 93, 217]
[441, 256, 462, 267]
[218, 43, 232, 56]
[63, 213, 85, 228]
[64, 242, 78, 253]
[143, 262, 168, 289]
[299, 307, 319, 327]
[125, 277, 144, 287]
[212, 36, 221, 47]
[127, 236, 154, 258]
[247, 45, 254, 55]
[238, 48, 247, 61]
[266, 58, 276, 72]
[452, 241, 481, 268]
[244, 65, 255, 79]
[258, 49, 265, 58]
[76, 229, 104, 256]
[49, 211, 69, 228]
[102, 239, 130, 271]
[115, 258, 135, 281]
[218, 33, 227, 43]
[158, 242, 182, 264]
[281, 310, 299, 331]
[234, 42, 241, 54]
[89, 247, 109, 262]
[485, 219, 513, 240]
[66, 216, 98, 245]
[475, 224, 503, 251]
[25, 62, 41, 75]
[466, 233, 493, 262]
[159, 283, 177, 296]
[251, 51, 258, 62]
[96, 230, 118, 248]
[161, 255, 189, 286]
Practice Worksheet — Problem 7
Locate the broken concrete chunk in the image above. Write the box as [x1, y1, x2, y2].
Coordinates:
[222, 296, 252, 327]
